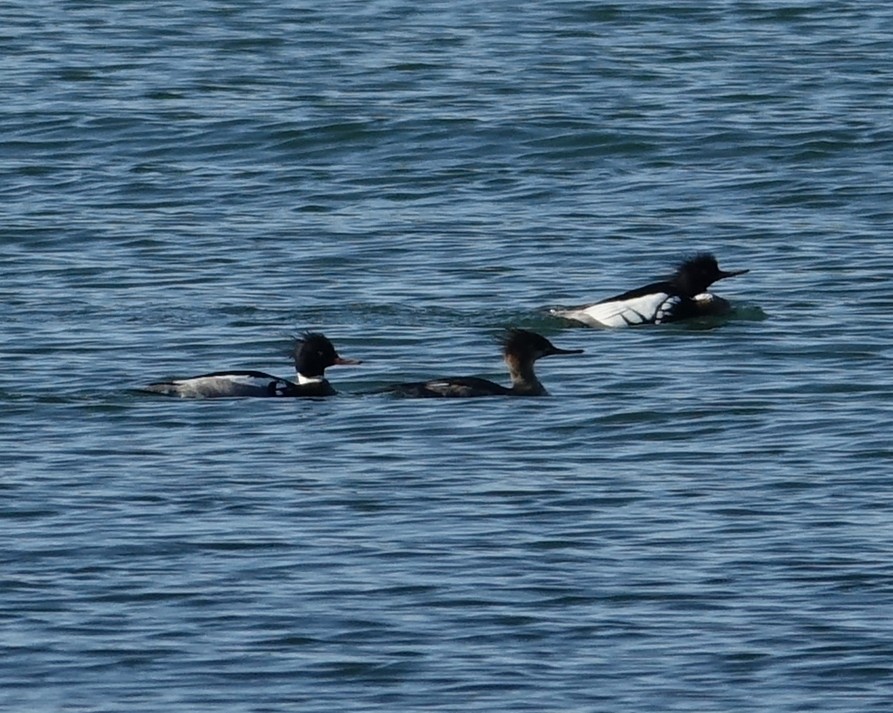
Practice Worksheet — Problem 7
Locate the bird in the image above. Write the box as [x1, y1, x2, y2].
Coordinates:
[373, 329, 582, 398]
[143, 332, 360, 398]
[551, 252, 748, 327]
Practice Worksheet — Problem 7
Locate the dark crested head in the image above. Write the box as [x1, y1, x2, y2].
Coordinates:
[499, 328, 583, 362]
[672, 252, 749, 295]
[293, 332, 361, 377]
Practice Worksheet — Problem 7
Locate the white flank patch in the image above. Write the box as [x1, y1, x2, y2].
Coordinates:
[553, 292, 679, 327]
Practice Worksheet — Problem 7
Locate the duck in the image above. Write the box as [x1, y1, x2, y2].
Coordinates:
[551, 252, 749, 327]
[144, 332, 360, 398]
[373, 329, 582, 398]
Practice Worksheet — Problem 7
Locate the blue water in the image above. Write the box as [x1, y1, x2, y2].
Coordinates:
[3, 2, 893, 711]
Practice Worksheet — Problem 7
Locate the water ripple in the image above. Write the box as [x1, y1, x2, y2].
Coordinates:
[4, 1, 893, 711]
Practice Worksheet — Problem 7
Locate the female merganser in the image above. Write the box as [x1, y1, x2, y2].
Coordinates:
[144, 332, 360, 398]
[375, 329, 582, 398]
[551, 252, 748, 328]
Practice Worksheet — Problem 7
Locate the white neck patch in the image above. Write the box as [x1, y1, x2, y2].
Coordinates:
[297, 373, 324, 385]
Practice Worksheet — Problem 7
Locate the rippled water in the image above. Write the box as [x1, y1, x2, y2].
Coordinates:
[3, 2, 893, 711]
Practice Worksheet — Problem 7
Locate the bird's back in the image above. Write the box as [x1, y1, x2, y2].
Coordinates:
[380, 376, 511, 398]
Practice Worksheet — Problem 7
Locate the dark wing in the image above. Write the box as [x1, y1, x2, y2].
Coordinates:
[145, 370, 298, 398]
[379, 376, 510, 398]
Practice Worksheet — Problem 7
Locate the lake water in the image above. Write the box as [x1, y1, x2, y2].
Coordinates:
[3, 2, 893, 711]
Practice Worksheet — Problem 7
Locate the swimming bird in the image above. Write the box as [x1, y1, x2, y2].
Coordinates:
[551, 252, 748, 327]
[374, 329, 582, 398]
[144, 332, 360, 398]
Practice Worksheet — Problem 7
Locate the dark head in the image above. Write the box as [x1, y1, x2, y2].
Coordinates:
[293, 332, 361, 378]
[499, 328, 583, 364]
[671, 252, 749, 296]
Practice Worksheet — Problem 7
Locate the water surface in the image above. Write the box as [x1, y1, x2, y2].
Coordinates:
[3, 2, 893, 711]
